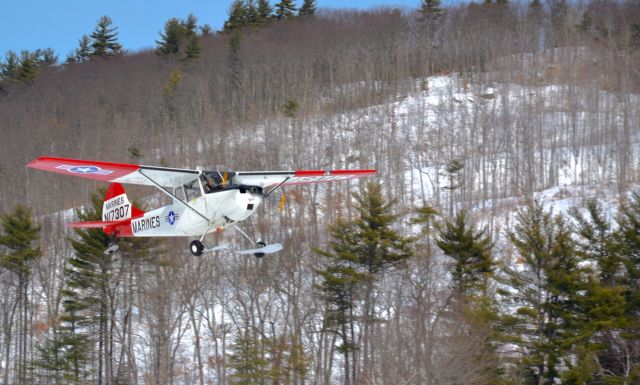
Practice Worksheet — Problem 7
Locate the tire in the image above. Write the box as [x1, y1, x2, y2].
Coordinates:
[190, 240, 204, 256]
[254, 241, 266, 258]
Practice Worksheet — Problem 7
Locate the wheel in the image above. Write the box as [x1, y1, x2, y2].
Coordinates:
[190, 240, 204, 256]
[254, 241, 266, 258]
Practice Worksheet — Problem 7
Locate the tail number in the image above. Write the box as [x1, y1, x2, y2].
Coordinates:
[103, 204, 130, 221]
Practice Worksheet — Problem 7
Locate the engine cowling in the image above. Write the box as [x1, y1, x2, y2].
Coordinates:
[223, 186, 263, 222]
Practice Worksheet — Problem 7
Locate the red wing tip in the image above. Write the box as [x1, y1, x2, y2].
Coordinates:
[294, 170, 326, 176]
[330, 169, 377, 175]
[27, 156, 140, 169]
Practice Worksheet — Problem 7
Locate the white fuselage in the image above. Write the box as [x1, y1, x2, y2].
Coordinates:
[130, 187, 263, 237]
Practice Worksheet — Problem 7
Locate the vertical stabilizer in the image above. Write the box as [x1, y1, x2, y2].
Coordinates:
[102, 183, 144, 221]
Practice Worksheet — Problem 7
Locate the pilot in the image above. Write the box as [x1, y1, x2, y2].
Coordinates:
[207, 178, 216, 192]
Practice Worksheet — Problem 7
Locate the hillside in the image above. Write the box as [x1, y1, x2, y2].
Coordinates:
[1, 2, 640, 385]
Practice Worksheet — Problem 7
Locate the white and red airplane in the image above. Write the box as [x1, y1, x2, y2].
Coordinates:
[27, 157, 375, 257]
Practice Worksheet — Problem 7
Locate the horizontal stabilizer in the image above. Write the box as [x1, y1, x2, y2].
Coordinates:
[67, 220, 124, 229]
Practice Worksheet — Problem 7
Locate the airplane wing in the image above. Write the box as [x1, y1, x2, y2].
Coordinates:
[27, 156, 376, 189]
[27, 156, 200, 188]
[233, 169, 376, 189]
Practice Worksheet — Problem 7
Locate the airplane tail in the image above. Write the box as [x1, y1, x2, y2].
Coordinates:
[102, 183, 144, 221]
[67, 183, 145, 236]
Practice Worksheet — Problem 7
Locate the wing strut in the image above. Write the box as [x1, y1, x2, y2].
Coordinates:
[263, 176, 291, 199]
[138, 169, 211, 224]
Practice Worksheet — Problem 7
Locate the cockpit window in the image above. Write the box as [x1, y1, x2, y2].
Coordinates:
[184, 179, 200, 201]
[202, 171, 234, 193]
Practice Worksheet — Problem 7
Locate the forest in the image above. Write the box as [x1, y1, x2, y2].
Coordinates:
[1, 0, 640, 384]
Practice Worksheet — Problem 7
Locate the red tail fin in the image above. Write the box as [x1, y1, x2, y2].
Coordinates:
[67, 183, 144, 237]
[102, 183, 145, 221]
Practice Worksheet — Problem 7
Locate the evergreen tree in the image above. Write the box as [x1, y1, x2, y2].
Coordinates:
[0, 51, 20, 84]
[614, 192, 640, 380]
[157, 15, 201, 61]
[227, 332, 274, 385]
[316, 220, 368, 385]
[275, 0, 297, 20]
[269, 334, 308, 384]
[257, 0, 274, 22]
[90, 15, 123, 57]
[526, 0, 544, 52]
[298, 0, 317, 17]
[36, 48, 57, 66]
[419, 0, 443, 24]
[317, 182, 411, 383]
[39, 189, 146, 384]
[1, 49, 57, 86]
[548, 0, 568, 45]
[350, 182, 412, 274]
[0, 204, 41, 385]
[632, 23, 640, 49]
[157, 18, 186, 55]
[503, 201, 583, 385]
[245, 0, 260, 25]
[225, 0, 249, 31]
[183, 37, 201, 61]
[200, 24, 213, 36]
[434, 209, 500, 383]
[67, 35, 92, 63]
[183, 13, 198, 38]
[436, 210, 493, 296]
[229, 29, 244, 90]
[17, 50, 38, 83]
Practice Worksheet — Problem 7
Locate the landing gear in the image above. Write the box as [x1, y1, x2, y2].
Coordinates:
[104, 242, 119, 255]
[254, 241, 266, 258]
[190, 240, 204, 256]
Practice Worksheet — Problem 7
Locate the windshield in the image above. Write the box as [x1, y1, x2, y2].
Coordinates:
[202, 171, 234, 193]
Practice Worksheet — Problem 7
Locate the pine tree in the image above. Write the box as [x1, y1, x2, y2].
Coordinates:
[436, 210, 493, 296]
[200, 24, 213, 36]
[257, 0, 274, 22]
[0, 205, 41, 385]
[68, 35, 92, 63]
[419, 0, 443, 24]
[245, 0, 260, 25]
[183, 13, 198, 38]
[274, 0, 297, 20]
[316, 220, 368, 385]
[157, 18, 186, 55]
[157, 15, 201, 61]
[503, 201, 584, 385]
[90, 16, 123, 57]
[227, 332, 274, 385]
[298, 0, 317, 17]
[36, 48, 57, 66]
[40, 189, 134, 384]
[229, 29, 244, 90]
[317, 182, 411, 383]
[16, 51, 38, 83]
[183, 37, 201, 61]
[225, 0, 249, 31]
[0, 51, 20, 83]
[614, 192, 640, 380]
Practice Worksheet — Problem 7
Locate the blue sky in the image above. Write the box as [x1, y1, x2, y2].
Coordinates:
[1, 0, 420, 60]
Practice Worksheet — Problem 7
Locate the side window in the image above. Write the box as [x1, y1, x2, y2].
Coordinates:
[174, 186, 186, 201]
[184, 180, 200, 201]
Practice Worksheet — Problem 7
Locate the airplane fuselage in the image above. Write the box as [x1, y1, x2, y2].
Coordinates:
[129, 186, 263, 237]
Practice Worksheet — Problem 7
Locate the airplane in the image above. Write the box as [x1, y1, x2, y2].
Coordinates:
[27, 157, 376, 257]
